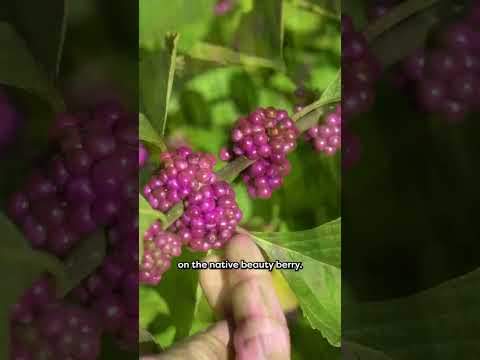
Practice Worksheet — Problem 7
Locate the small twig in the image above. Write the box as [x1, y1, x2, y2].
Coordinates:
[363, 0, 440, 42]
[290, 0, 340, 22]
[216, 156, 255, 183]
[164, 202, 184, 228]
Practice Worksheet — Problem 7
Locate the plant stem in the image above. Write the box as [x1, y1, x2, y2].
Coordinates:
[297, 105, 334, 132]
[363, 0, 441, 42]
[165, 202, 184, 228]
[290, 0, 340, 21]
[217, 156, 255, 183]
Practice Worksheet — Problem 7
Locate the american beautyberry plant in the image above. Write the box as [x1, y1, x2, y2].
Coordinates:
[139, 1, 341, 357]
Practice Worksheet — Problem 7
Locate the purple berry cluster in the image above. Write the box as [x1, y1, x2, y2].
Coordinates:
[143, 147, 217, 212]
[305, 105, 342, 156]
[8, 102, 137, 257]
[10, 276, 102, 360]
[170, 180, 243, 251]
[220, 107, 299, 199]
[7, 101, 139, 352]
[0, 86, 22, 153]
[394, 2, 480, 123]
[342, 15, 380, 120]
[140, 221, 182, 284]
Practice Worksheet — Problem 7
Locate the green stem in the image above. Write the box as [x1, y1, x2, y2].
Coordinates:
[289, 0, 340, 21]
[363, 0, 441, 42]
[296, 104, 335, 132]
[217, 156, 255, 183]
[164, 202, 184, 228]
[292, 96, 340, 123]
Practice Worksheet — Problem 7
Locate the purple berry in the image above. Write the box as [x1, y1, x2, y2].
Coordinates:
[94, 293, 126, 333]
[173, 181, 242, 251]
[140, 221, 182, 284]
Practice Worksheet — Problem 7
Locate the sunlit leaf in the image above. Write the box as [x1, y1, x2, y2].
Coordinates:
[187, 42, 279, 69]
[189, 284, 215, 335]
[250, 218, 341, 346]
[139, 113, 167, 150]
[146, 249, 204, 348]
[140, 0, 216, 51]
[140, 33, 179, 137]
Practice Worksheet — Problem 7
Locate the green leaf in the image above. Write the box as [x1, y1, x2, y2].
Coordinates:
[287, 0, 340, 21]
[140, 33, 179, 137]
[317, 70, 341, 105]
[6, 0, 68, 79]
[292, 71, 341, 131]
[233, 183, 253, 223]
[250, 218, 341, 346]
[187, 42, 279, 69]
[179, 90, 212, 127]
[140, 286, 171, 330]
[60, 231, 107, 296]
[139, 113, 167, 151]
[139, 195, 167, 264]
[189, 284, 216, 335]
[140, 0, 216, 51]
[0, 213, 66, 360]
[366, 0, 448, 67]
[181, 126, 227, 156]
[290, 313, 341, 360]
[343, 342, 394, 360]
[139, 327, 157, 343]
[0, 22, 63, 111]
[364, 0, 440, 42]
[230, 72, 259, 113]
[146, 249, 204, 348]
[233, 0, 285, 70]
[293, 70, 341, 120]
[344, 267, 480, 359]
[185, 67, 237, 102]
